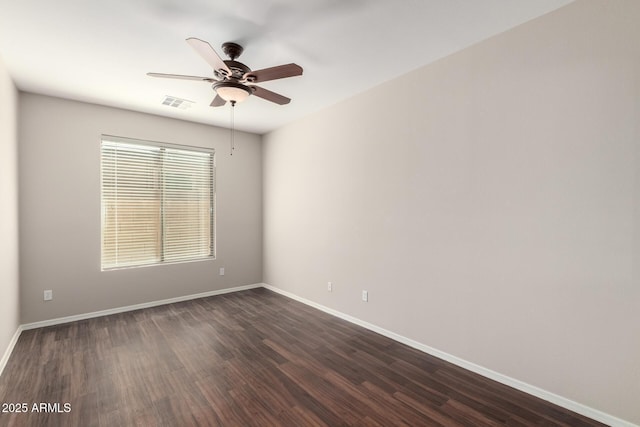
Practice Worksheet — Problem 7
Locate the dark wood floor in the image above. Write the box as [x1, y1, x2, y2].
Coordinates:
[0, 288, 605, 426]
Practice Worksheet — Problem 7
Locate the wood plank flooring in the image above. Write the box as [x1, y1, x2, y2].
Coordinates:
[0, 288, 606, 426]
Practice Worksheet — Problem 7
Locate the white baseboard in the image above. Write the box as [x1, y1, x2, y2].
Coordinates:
[21, 283, 262, 331]
[261, 283, 637, 427]
[0, 326, 23, 378]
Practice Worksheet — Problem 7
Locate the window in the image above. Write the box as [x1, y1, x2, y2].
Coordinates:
[101, 136, 215, 270]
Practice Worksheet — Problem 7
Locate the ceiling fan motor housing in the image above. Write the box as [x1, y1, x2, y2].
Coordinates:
[224, 60, 250, 80]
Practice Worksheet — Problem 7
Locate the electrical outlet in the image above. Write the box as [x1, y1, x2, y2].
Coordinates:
[44, 290, 53, 301]
[219, 267, 225, 276]
[327, 282, 332, 292]
[362, 290, 368, 302]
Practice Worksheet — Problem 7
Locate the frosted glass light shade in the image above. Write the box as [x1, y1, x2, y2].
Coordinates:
[215, 83, 251, 103]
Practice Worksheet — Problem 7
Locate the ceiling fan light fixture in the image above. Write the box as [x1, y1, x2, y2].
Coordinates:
[214, 82, 252, 103]
[149, 39, 302, 107]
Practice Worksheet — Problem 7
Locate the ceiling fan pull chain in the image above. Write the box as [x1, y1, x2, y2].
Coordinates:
[230, 100, 236, 156]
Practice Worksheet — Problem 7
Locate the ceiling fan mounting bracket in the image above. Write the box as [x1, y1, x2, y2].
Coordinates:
[221, 42, 244, 60]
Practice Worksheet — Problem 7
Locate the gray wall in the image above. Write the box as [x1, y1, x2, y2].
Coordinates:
[19, 93, 263, 323]
[0, 55, 19, 365]
[263, 1, 640, 423]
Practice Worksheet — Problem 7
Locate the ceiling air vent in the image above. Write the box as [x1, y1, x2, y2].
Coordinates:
[161, 95, 194, 110]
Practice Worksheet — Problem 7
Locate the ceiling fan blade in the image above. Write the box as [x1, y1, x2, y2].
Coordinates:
[210, 95, 226, 107]
[251, 86, 291, 105]
[244, 63, 303, 83]
[147, 72, 215, 82]
[186, 37, 232, 76]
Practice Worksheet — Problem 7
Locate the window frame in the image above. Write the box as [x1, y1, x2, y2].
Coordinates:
[100, 135, 216, 271]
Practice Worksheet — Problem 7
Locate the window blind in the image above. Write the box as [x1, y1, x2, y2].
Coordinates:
[101, 137, 215, 270]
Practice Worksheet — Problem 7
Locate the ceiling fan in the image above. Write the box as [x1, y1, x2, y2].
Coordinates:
[148, 38, 303, 107]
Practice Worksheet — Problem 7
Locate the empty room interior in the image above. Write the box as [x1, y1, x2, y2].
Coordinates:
[0, 0, 638, 426]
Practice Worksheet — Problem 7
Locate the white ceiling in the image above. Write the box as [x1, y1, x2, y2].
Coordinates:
[0, 0, 573, 134]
